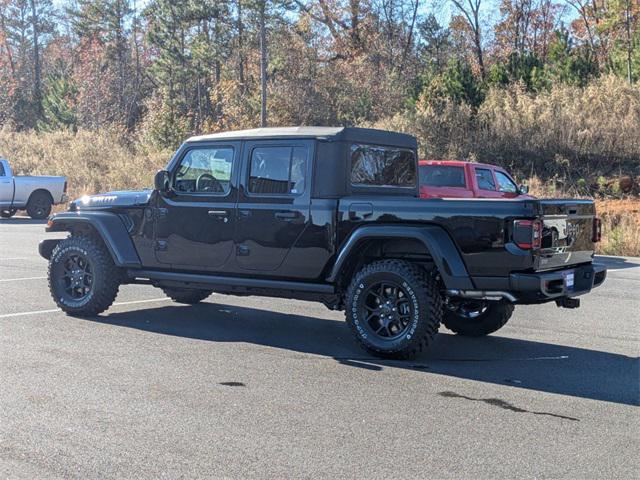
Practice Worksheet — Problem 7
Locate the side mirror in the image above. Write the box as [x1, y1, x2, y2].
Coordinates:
[518, 184, 529, 194]
[154, 170, 171, 194]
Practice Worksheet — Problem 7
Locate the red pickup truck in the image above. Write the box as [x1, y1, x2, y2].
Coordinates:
[419, 160, 533, 199]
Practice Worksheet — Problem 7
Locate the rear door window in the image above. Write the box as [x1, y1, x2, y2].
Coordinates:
[475, 168, 496, 191]
[419, 165, 466, 188]
[350, 144, 416, 188]
[248, 146, 308, 195]
[495, 171, 518, 193]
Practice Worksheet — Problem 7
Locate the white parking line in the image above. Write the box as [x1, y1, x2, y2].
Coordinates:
[0, 276, 47, 282]
[0, 257, 30, 260]
[0, 297, 171, 319]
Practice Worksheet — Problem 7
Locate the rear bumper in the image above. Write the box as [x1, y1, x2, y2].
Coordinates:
[510, 263, 607, 303]
[470, 263, 607, 304]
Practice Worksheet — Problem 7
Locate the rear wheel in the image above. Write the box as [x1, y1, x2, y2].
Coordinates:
[442, 300, 514, 337]
[162, 287, 213, 305]
[345, 260, 442, 359]
[0, 208, 17, 218]
[26, 191, 52, 219]
[48, 235, 122, 316]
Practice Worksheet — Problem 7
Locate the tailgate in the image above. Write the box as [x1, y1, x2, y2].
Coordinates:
[534, 199, 596, 271]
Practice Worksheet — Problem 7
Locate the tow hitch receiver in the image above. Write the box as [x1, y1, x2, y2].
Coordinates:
[556, 297, 581, 309]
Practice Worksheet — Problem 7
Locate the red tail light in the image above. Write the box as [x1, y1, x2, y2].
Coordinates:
[592, 217, 602, 242]
[513, 219, 542, 250]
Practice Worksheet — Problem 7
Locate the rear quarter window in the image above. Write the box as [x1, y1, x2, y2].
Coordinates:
[419, 165, 466, 188]
[350, 144, 416, 188]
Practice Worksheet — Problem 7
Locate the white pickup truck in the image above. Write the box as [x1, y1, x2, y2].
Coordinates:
[0, 158, 68, 219]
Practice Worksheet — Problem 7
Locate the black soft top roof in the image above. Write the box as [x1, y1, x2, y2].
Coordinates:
[185, 126, 418, 198]
[187, 126, 417, 149]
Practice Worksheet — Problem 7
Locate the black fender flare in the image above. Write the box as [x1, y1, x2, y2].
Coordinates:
[327, 225, 474, 290]
[41, 211, 141, 268]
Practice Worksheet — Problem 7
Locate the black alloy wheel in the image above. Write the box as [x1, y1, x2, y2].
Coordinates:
[48, 235, 121, 316]
[360, 281, 415, 340]
[345, 260, 443, 359]
[59, 252, 94, 302]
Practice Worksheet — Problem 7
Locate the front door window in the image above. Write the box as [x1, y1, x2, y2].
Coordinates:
[174, 148, 234, 195]
[495, 171, 518, 194]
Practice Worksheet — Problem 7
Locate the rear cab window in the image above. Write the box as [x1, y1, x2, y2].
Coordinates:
[419, 165, 466, 188]
[350, 144, 416, 188]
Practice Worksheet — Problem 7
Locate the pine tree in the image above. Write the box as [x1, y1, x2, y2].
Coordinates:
[38, 71, 77, 131]
[68, 0, 142, 127]
[1, 0, 54, 128]
[442, 58, 485, 108]
[547, 29, 599, 87]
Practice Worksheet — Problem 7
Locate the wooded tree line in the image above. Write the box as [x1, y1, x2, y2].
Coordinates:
[0, 0, 638, 149]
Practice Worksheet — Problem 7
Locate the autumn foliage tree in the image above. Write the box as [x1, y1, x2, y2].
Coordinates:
[0, 0, 636, 147]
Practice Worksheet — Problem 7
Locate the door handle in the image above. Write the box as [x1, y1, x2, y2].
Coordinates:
[275, 211, 298, 220]
[208, 209, 228, 218]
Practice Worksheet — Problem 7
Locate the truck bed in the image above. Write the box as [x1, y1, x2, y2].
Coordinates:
[337, 196, 597, 277]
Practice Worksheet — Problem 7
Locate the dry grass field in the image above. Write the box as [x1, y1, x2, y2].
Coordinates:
[594, 199, 640, 256]
[0, 128, 170, 198]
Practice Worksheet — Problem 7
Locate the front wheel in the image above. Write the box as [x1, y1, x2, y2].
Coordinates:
[0, 208, 17, 218]
[48, 235, 122, 316]
[345, 260, 442, 359]
[442, 300, 514, 337]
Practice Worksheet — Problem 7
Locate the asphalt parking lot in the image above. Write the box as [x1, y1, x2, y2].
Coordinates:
[1, 218, 638, 479]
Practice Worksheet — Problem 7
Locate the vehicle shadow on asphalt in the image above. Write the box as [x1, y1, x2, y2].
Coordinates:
[92, 303, 639, 407]
[595, 256, 640, 270]
[0, 217, 47, 225]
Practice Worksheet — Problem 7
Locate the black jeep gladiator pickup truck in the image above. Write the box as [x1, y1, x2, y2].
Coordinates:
[40, 127, 606, 358]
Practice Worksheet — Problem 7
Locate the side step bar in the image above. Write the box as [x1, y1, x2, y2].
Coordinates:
[127, 269, 335, 294]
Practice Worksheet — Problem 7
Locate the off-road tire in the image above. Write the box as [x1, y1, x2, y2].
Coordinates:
[162, 287, 213, 305]
[345, 260, 442, 359]
[443, 302, 514, 337]
[0, 208, 16, 218]
[26, 191, 52, 219]
[48, 235, 121, 316]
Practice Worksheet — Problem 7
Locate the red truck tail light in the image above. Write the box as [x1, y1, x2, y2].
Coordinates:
[592, 217, 602, 242]
[513, 219, 542, 250]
